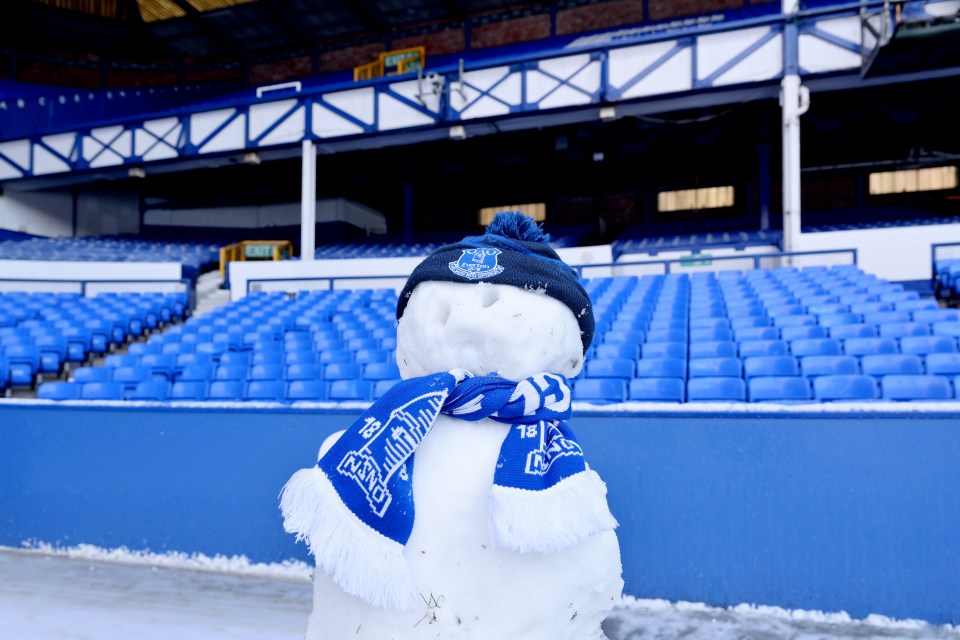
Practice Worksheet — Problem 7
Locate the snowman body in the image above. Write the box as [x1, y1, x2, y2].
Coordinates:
[303, 281, 623, 639]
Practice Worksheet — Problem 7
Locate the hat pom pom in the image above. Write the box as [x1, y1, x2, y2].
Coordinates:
[485, 211, 551, 243]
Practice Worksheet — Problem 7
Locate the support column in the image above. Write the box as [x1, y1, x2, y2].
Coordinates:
[780, 0, 809, 255]
[300, 140, 316, 262]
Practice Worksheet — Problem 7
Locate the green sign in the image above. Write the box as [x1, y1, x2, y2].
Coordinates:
[245, 244, 280, 259]
[383, 50, 420, 67]
[680, 252, 712, 267]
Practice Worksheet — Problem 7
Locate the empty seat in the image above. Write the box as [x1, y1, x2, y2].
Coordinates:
[328, 379, 374, 401]
[219, 351, 252, 367]
[325, 362, 363, 381]
[128, 380, 171, 401]
[830, 324, 877, 340]
[595, 344, 638, 360]
[688, 357, 741, 378]
[925, 353, 960, 376]
[687, 377, 746, 402]
[748, 376, 811, 402]
[881, 375, 952, 401]
[140, 353, 177, 380]
[689, 317, 729, 330]
[899, 336, 957, 356]
[734, 326, 779, 342]
[739, 340, 789, 358]
[689, 327, 733, 342]
[246, 380, 287, 402]
[645, 328, 686, 344]
[250, 363, 283, 381]
[894, 299, 938, 313]
[688, 341, 737, 359]
[208, 380, 245, 400]
[586, 358, 634, 379]
[363, 362, 402, 381]
[286, 363, 324, 381]
[111, 366, 151, 391]
[773, 314, 817, 328]
[104, 354, 140, 368]
[604, 330, 645, 346]
[640, 342, 686, 359]
[37, 381, 82, 400]
[80, 381, 125, 400]
[215, 364, 248, 381]
[843, 338, 898, 357]
[780, 325, 827, 341]
[373, 379, 401, 399]
[790, 339, 842, 357]
[860, 354, 924, 376]
[817, 313, 861, 329]
[354, 349, 390, 364]
[878, 322, 931, 339]
[287, 379, 328, 401]
[933, 321, 960, 338]
[729, 316, 771, 329]
[800, 355, 859, 378]
[864, 311, 912, 325]
[170, 381, 208, 400]
[72, 366, 111, 383]
[743, 356, 799, 379]
[625, 376, 683, 402]
[913, 309, 960, 324]
[252, 351, 284, 366]
[319, 349, 353, 365]
[574, 378, 626, 403]
[813, 375, 879, 401]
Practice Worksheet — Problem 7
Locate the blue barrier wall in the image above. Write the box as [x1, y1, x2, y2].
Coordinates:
[1, 402, 958, 624]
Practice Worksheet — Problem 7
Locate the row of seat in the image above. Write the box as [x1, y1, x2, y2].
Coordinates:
[39, 377, 397, 402]
[575, 374, 960, 403]
[0, 236, 219, 272]
[1, 291, 186, 390]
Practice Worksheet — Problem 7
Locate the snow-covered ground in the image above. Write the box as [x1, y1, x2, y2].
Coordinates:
[2, 547, 958, 640]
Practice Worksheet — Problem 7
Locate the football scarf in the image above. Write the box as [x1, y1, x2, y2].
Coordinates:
[280, 370, 617, 611]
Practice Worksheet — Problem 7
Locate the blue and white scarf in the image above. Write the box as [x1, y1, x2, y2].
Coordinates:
[280, 370, 617, 611]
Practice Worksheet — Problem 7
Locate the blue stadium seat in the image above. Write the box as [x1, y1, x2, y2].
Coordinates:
[328, 380, 373, 401]
[689, 326, 733, 342]
[128, 380, 171, 401]
[140, 353, 177, 380]
[176, 352, 213, 371]
[773, 314, 818, 329]
[628, 378, 684, 402]
[176, 363, 214, 382]
[830, 324, 878, 340]
[860, 354, 924, 376]
[105, 354, 140, 368]
[640, 342, 686, 359]
[734, 326, 779, 342]
[205, 380, 244, 401]
[880, 375, 952, 401]
[37, 381, 82, 401]
[913, 309, 960, 324]
[932, 321, 960, 338]
[687, 377, 746, 402]
[215, 364, 248, 381]
[813, 375, 879, 401]
[729, 316, 771, 329]
[689, 317, 729, 330]
[595, 344, 639, 360]
[790, 338, 842, 357]
[325, 362, 363, 381]
[5, 344, 40, 385]
[767, 304, 804, 317]
[603, 330, 645, 346]
[319, 349, 353, 365]
[894, 299, 938, 313]
[849, 301, 891, 314]
[899, 336, 957, 356]
[843, 338, 898, 357]
[219, 351, 251, 367]
[688, 357, 741, 378]
[800, 355, 859, 378]
[574, 378, 626, 403]
[373, 379, 401, 399]
[380, 337, 398, 350]
[348, 338, 381, 351]
[864, 311, 912, 325]
[748, 376, 811, 402]
[246, 380, 287, 402]
[80, 381, 125, 400]
[169, 381, 208, 400]
[72, 366, 111, 383]
[111, 366, 152, 392]
[780, 325, 827, 341]
[739, 340, 789, 358]
[250, 363, 283, 381]
[817, 313, 861, 329]
[252, 351, 284, 366]
[286, 363, 324, 381]
[689, 341, 737, 359]
[287, 379, 328, 401]
[586, 358, 635, 379]
[633, 357, 684, 380]
[34, 335, 66, 373]
[878, 322, 931, 339]
[363, 362, 401, 381]
[743, 356, 799, 379]
[925, 353, 960, 376]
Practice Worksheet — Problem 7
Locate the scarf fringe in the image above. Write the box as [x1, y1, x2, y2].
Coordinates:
[279, 467, 419, 612]
[488, 468, 618, 554]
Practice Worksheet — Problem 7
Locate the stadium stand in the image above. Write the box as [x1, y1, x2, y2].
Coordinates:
[28, 262, 960, 404]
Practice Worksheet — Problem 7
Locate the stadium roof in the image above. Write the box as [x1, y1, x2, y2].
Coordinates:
[13, 0, 546, 60]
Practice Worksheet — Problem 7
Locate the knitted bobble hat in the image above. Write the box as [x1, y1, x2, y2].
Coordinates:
[396, 212, 595, 353]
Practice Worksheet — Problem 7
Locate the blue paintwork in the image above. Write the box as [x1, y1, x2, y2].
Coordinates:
[1, 401, 959, 623]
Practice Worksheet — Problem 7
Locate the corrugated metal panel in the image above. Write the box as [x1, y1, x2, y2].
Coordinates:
[137, 0, 187, 22]
[185, 0, 257, 12]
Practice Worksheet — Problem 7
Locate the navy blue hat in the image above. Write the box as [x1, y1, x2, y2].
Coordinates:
[397, 212, 595, 353]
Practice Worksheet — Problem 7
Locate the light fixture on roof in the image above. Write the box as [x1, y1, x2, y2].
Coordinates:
[599, 106, 617, 121]
[128, 167, 146, 179]
[243, 152, 261, 166]
[449, 125, 467, 140]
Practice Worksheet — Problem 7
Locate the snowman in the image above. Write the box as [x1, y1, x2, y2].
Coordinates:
[281, 212, 623, 639]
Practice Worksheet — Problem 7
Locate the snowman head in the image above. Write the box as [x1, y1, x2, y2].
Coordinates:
[395, 212, 594, 381]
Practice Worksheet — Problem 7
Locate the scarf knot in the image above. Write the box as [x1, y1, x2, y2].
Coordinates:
[280, 371, 617, 611]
